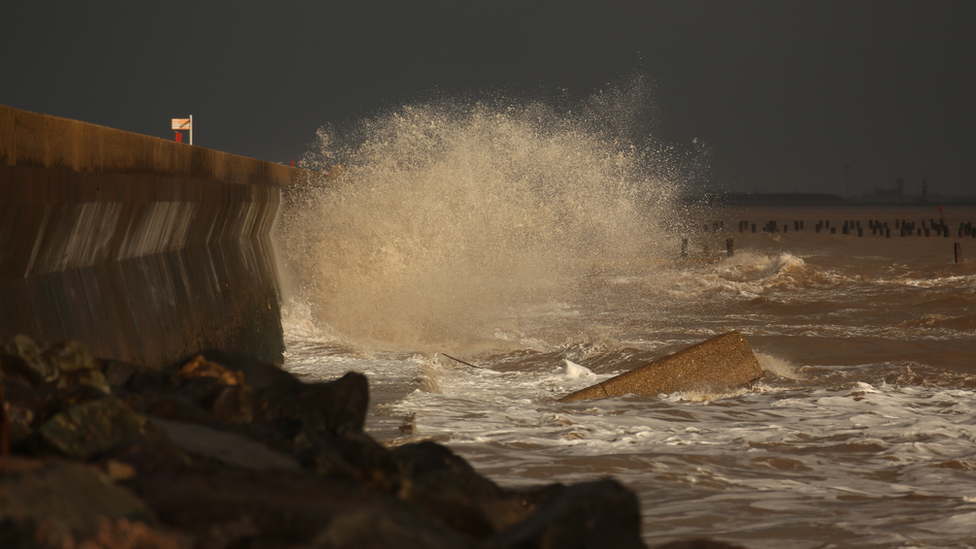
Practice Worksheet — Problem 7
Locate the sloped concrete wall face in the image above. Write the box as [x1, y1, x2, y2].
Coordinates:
[0, 105, 305, 366]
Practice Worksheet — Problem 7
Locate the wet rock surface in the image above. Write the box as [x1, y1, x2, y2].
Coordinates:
[1, 335, 743, 548]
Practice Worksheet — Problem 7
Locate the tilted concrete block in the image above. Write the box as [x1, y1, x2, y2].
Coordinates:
[558, 332, 764, 402]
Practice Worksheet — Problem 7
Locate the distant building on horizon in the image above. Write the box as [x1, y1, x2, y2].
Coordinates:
[860, 178, 910, 203]
[681, 191, 846, 206]
[681, 182, 975, 207]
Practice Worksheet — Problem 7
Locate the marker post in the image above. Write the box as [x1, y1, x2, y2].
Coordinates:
[171, 116, 193, 145]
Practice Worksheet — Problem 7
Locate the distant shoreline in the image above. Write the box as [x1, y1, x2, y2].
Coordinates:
[682, 192, 976, 207]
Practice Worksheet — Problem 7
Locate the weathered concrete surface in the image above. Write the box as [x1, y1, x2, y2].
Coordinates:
[558, 332, 764, 402]
[0, 104, 308, 366]
[0, 105, 298, 186]
[0, 240, 283, 366]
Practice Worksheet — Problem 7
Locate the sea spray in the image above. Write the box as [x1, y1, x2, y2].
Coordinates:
[276, 84, 702, 350]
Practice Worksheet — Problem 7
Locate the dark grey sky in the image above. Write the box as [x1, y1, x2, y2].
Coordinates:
[3, 1, 974, 197]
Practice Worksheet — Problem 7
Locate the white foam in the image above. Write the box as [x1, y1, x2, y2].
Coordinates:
[755, 352, 803, 380]
[563, 359, 595, 379]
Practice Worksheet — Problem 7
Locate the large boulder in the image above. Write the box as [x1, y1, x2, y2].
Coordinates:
[124, 462, 471, 549]
[149, 417, 302, 472]
[559, 332, 764, 402]
[1, 374, 38, 452]
[36, 396, 181, 461]
[655, 540, 746, 549]
[0, 456, 189, 548]
[390, 442, 571, 540]
[0, 336, 109, 393]
[0, 338, 684, 548]
[488, 479, 645, 549]
[308, 507, 479, 549]
[392, 441, 505, 538]
[130, 352, 401, 490]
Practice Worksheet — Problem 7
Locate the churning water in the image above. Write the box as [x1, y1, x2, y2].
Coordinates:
[275, 91, 976, 548]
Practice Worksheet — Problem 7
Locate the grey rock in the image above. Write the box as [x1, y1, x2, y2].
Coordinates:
[489, 479, 645, 549]
[0, 456, 188, 548]
[37, 396, 177, 460]
[150, 417, 301, 472]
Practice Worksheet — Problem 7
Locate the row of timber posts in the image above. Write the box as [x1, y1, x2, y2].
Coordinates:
[729, 218, 976, 239]
[713, 216, 975, 263]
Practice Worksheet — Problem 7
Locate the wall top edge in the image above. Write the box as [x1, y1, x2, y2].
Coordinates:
[1, 104, 315, 188]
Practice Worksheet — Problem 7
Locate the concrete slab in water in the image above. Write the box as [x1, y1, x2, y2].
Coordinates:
[558, 332, 764, 402]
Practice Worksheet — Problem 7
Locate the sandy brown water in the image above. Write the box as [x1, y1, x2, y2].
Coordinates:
[284, 204, 976, 548]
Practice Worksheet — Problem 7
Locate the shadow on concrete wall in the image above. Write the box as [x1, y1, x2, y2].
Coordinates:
[0, 239, 283, 367]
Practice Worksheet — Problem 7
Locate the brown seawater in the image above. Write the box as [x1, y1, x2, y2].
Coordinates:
[276, 93, 976, 547]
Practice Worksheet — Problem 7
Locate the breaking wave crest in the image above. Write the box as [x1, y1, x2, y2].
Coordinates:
[275, 83, 701, 351]
[663, 252, 849, 301]
[715, 251, 848, 289]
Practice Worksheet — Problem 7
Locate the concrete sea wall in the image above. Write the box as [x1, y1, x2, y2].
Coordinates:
[0, 104, 306, 366]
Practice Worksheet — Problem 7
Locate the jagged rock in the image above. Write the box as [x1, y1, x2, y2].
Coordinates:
[331, 431, 402, 490]
[1, 364, 6, 455]
[110, 354, 391, 487]
[488, 479, 645, 549]
[160, 352, 368, 440]
[125, 463, 469, 549]
[0, 456, 189, 549]
[284, 373, 406, 490]
[211, 384, 255, 423]
[34, 383, 111, 425]
[1, 341, 694, 548]
[127, 354, 399, 489]
[36, 396, 180, 461]
[1, 334, 57, 384]
[174, 354, 246, 386]
[289, 425, 402, 493]
[392, 441, 503, 537]
[69, 517, 192, 549]
[126, 354, 259, 426]
[149, 417, 302, 472]
[297, 432, 363, 479]
[123, 367, 172, 399]
[142, 394, 227, 427]
[292, 372, 370, 437]
[559, 332, 764, 402]
[59, 366, 110, 394]
[170, 373, 224, 404]
[46, 339, 97, 373]
[655, 540, 746, 549]
[394, 441, 504, 503]
[153, 351, 301, 427]
[308, 508, 478, 549]
[481, 483, 567, 533]
[1, 336, 109, 393]
[168, 349, 301, 394]
[389, 442, 589, 540]
[101, 358, 140, 388]
[2, 375, 39, 451]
